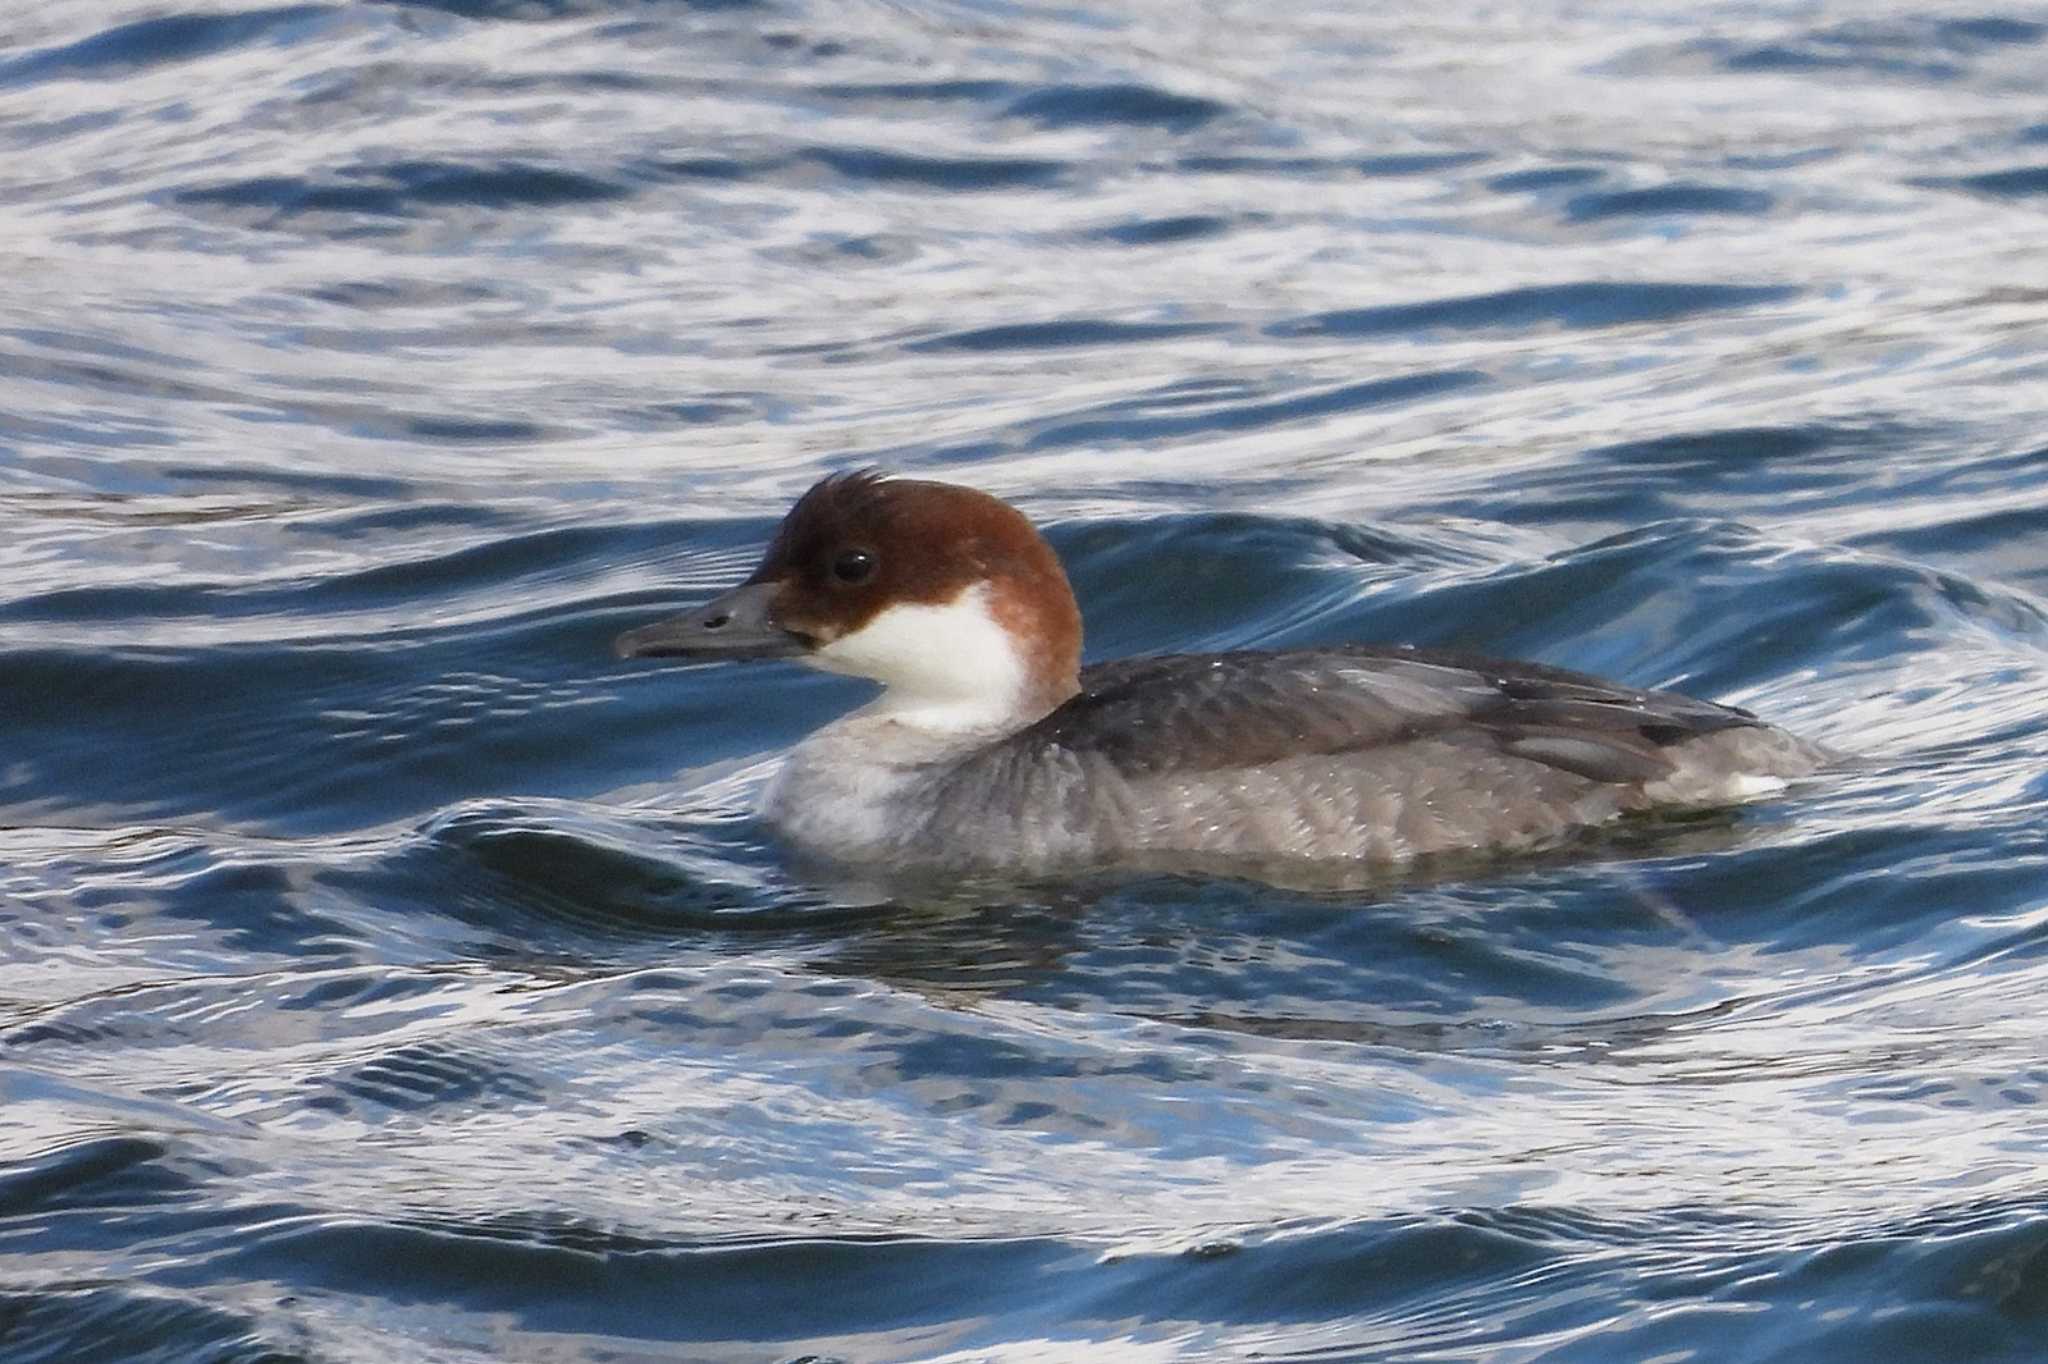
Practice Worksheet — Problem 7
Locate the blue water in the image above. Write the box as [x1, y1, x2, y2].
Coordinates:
[5, 1, 2048, 1359]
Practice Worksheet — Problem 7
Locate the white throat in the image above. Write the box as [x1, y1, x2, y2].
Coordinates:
[805, 580, 1034, 734]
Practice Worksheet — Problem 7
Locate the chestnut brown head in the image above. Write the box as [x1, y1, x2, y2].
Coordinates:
[616, 471, 1083, 723]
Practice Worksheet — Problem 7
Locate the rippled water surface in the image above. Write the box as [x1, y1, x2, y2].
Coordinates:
[5, 1, 2048, 1359]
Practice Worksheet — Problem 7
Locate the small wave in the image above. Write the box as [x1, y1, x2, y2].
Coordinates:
[1267, 281, 1800, 340]
[1087, 213, 1237, 247]
[373, 0, 767, 19]
[1930, 164, 2048, 199]
[1024, 371, 1487, 449]
[1487, 165, 1606, 193]
[172, 160, 634, 234]
[1180, 150, 1488, 178]
[798, 147, 1067, 191]
[906, 319, 1230, 355]
[1565, 182, 1776, 220]
[1660, 16, 2042, 83]
[0, 6, 335, 89]
[0, 1280, 287, 1364]
[1002, 83, 1229, 132]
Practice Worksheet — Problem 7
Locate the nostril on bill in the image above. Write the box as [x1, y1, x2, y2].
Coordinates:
[704, 612, 731, 630]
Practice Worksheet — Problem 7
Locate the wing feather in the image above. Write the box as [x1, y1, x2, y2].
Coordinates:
[1020, 646, 1759, 786]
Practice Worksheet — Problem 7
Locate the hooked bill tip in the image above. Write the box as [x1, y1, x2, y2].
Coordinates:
[613, 622, 661, 659]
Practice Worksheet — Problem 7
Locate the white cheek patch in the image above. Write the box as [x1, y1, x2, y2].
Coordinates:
[807, 581, 1030, 728]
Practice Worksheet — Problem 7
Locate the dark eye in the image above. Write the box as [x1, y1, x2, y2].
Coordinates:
[831, 548, 875, 584]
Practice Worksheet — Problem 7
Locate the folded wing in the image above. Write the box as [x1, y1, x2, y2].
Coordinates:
[1023, 646, 1761, 786]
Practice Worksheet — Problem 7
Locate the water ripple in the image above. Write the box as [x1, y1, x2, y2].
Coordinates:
[6, 0, 2048, 1358]
[0, 6, 338, 89]
[1268, 281, 1801, 340]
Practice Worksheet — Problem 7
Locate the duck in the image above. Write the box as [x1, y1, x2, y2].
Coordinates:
[616, 470, 1823, 873]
